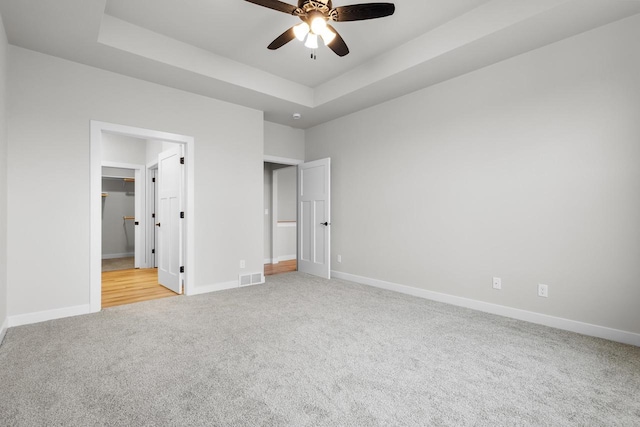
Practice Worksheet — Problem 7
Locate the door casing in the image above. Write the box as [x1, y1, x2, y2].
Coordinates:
[90, 121, 195, 312]
[101, 161, 145, 268]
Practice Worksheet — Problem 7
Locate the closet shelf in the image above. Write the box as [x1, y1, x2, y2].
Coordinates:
[102, 176, 135, 181]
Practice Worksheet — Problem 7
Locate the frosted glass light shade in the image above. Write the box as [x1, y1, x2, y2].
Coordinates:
[310, 17, 327, 35]
[320, 27, 336, 45]
[304, 33, 319, 49]
[293, 22, 309, 41]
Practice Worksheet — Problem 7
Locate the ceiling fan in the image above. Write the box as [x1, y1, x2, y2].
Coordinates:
[245, 0, 395, 57]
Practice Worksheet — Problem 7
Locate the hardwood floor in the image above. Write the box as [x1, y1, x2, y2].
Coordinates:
[264, 259, 297, 276]
[102, 260, 295, 308]
[102, 268, 178, 308]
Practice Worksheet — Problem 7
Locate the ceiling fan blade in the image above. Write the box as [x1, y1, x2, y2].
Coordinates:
[326, 24, 349, 57]
[244, 0, 299, 15]
[268, 27, 296, 50]
[331, 3, 395, 22]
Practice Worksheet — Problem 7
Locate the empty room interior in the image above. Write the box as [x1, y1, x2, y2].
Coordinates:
[0, 0, 639, 425]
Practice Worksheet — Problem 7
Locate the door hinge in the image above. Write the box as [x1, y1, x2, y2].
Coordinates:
[180, 157, 185, 165]
[152, 177, 155, 182]
[180, 266, 185, 273]
[151, 249, 155, 254]
[152, 213, 155, 218]
[180, 211, 184, 219]
[134, 221, 139, 226]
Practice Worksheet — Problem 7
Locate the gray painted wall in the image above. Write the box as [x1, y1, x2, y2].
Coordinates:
[277, 166, 296, 221]
[0, 13, 8, 336]
[264, 121, 304, 160]
[102, 133, 146, 164]
[7, 46, 263, 317]
[101, 177, 135, 257]
[306, 15, 640, 335]
[146, 139, 175, 165]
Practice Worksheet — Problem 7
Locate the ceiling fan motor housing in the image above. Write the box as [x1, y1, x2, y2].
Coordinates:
[300, 1, 333, 14]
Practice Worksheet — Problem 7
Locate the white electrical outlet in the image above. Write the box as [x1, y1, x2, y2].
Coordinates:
[538, 284, 548, 298]
[492, 277, 502, 290]
[337, 255, 342, 263]
[240, 260, 246, 269]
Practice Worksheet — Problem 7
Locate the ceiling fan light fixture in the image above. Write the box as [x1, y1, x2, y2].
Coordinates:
[304, 33, 319, 49]
[293, 22, 310, 41]
[320, 27, 336, 45]
[246, 0, 396, 57]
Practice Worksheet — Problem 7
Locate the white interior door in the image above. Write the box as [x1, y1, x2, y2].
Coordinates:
[298, 158, 331, 279]
[157, 146, 183, 293]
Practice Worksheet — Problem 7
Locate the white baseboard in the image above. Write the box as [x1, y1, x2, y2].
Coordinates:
[8, 304, 92, 328]
[102, 252, 134, 260]
[0, 317, 7, 347]
[188, 280, 238, 296]
[331, 271, 640, 348]
[264, 258, 272, 265]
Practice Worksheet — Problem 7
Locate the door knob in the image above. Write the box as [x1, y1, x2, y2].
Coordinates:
[155, 223, 161, 227]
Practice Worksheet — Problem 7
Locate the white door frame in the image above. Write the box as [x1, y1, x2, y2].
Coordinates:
[90, 121, 195, 313]
[146, 164, 158, 269]
[264, 156, 303, 267]
[101, 161, 145, 268]
[271, 168, 278, 264]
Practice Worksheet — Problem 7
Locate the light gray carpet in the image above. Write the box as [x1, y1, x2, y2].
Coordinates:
[102, 257, 135, 272]
[1, 272, 639, 426]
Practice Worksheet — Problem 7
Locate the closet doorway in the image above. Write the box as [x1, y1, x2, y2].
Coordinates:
[264, 160, 300, 276]
[91, 122, 193, 311]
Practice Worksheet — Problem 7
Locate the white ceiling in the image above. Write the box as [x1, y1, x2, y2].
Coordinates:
[2, 0, 640, 129]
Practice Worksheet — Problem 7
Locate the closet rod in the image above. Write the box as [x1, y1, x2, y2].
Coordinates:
[123, 216, 135, 220]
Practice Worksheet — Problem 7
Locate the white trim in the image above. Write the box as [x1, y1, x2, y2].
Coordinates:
[277, 222, 296, 228]
[102, 252, 134, 260]
[271, 169, 278, 267]
[189, 281, 238, 296]
[8, 305, 92, 328]
[91, 121, 196, 310]
[102, 160, 145, 170]
[263, 155, 303, 165]
[146, 166, 157, 269]
[101, 161, 146, 268]
[264, 258, 273, 265]
[331, 271, 640, 348]
[0, 318, 7, 346]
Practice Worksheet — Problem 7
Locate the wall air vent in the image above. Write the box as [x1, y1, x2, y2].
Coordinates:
[239, 272, 265, 287]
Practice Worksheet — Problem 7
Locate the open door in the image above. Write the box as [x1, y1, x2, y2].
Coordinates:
[157, 146, 183, 294]
[298, 158, 331, 279]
